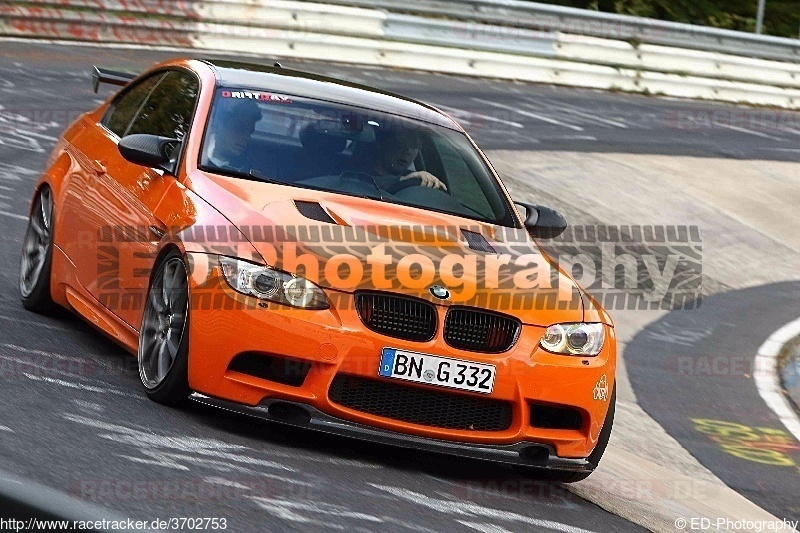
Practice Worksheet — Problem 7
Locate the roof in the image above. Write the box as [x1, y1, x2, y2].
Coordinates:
[199, 59, 459, 130]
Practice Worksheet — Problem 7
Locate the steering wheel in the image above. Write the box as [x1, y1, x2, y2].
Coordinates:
[339, 171, 381, 192]
[383, 176, 425, 195]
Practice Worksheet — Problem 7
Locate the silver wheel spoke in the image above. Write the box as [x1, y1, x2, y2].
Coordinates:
[27, 263, 43, 287]
[162, 264, 174, 309]
[40, 189, 52, 231]
[142, 318, 160, 337]
[140, 318, 160, 355]
[156, 341, 172, 381]
[166, 332, 181, 358]
[148, 340, 162, 381]
[31, 212, 47, 240]
[164, 264, 183, 309]
[23, 236, 39, 256]
[170, 311, 186, 330]
[149, 286, 166, 314]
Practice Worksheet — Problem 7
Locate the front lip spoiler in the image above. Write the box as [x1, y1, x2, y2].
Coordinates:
[189, 392, 592, 472]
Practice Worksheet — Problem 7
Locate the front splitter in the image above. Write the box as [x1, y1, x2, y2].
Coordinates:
[190, 392, 591, 472]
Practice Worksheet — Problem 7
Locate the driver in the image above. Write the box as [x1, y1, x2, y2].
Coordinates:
[205, 97, 264, 173]
[359, 130, 447, 191]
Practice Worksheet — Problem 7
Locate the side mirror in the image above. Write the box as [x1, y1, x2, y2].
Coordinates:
[118, 134, 179, 173]
[515, 201, 567, 239]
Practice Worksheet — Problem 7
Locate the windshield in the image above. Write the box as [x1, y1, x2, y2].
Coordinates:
[199, 88, 516, 227]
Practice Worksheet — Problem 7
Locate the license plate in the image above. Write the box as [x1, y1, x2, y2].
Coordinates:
[378, 348, 496, 394]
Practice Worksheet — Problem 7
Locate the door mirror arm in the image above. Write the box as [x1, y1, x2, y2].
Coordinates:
[514, 201, 568, 239]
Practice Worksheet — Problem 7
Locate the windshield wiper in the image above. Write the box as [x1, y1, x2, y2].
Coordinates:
[249, 169, 284, 185]
[197, 164, 284, 185]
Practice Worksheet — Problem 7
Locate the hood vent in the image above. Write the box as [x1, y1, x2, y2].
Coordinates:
[295, 200, 337, 224]
[462, 229, 496, 253]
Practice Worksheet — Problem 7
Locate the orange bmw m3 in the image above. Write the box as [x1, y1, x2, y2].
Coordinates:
[19, 59, 615, 482]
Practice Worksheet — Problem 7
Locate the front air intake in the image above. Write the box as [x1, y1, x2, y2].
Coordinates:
[355, 292, 437, 342]
[443, 307, 521, 353]
[529, 402, 584, 430]
[294, 200, 337, 224]
[228, 353, 312, 387]
[461, 230, 496, 253]
[329, 374, 513, 431]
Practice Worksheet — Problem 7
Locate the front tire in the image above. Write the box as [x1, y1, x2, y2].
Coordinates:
[20, 186, 55, 313]
[138, 251, 191, 405]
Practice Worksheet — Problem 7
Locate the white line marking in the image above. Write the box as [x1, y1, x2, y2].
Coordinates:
[0, 211, 26, 221]
[248, 497, 346, 527]
[22, 373, 142, 399]
[0, 186, 12, 191]
[203, 477, 252, 490]
[759, 148, 800, 153]
[0, 316, 70, 331]
[474, 99, 584, 131]
[770, 124, 800, 137]
[755, 317, 800, 443]
[435, 104, 524, 129]
[458, 521, 516, 533]
[74, 399, 104, 412]
[426, 474, 580, 510]
[530, 101, 629, 129]
[714, 122, 784, 141]
[2, 343, 85, 361]
[8, 130, 58, 142]
[63, 413, 253, 452]
[117, 451, 191, 471]
[251, 447, 382, 468]
[109, 440, 297, 473]
[545, 135, 598, 142]
[371, 484, 597, 533]
[0, 354, 88, 379]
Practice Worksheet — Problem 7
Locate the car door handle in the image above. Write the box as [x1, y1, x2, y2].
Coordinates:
[90, 160, 107, 175]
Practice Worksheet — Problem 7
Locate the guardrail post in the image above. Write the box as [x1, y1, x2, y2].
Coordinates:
[755, 0, 767, 34]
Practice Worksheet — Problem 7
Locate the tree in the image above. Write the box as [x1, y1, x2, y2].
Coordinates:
[534, 0, 800, 38]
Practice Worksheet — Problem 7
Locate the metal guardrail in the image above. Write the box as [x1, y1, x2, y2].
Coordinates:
[305, 0, 800, 62]
[384, 14, 556, 57]
[3, 0, 800, 108]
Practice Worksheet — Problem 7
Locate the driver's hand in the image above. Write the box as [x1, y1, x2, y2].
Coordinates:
[400, 171, 448, 191]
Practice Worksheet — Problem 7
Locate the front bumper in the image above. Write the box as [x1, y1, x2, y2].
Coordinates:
[185, 257, 617, 459]
[190, 393, 592, 472]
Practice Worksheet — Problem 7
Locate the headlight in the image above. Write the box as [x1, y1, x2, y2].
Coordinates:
[539, 323, 605, 356]
[219, 257, 329, 310]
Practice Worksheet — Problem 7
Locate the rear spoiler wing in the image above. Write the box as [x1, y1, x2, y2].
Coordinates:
[92, 66, 137, 93]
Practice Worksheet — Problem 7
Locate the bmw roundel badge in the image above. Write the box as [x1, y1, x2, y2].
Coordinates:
[429, 285, 451, 300]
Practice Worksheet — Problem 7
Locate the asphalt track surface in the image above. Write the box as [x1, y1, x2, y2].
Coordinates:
[626, 282, 800, 522]
[1, 39, 799, 530]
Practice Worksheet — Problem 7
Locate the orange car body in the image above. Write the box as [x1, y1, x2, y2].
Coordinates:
[28, 58, 616, 474]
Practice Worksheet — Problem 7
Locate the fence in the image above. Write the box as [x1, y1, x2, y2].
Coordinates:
[2, 0, 800, 108]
